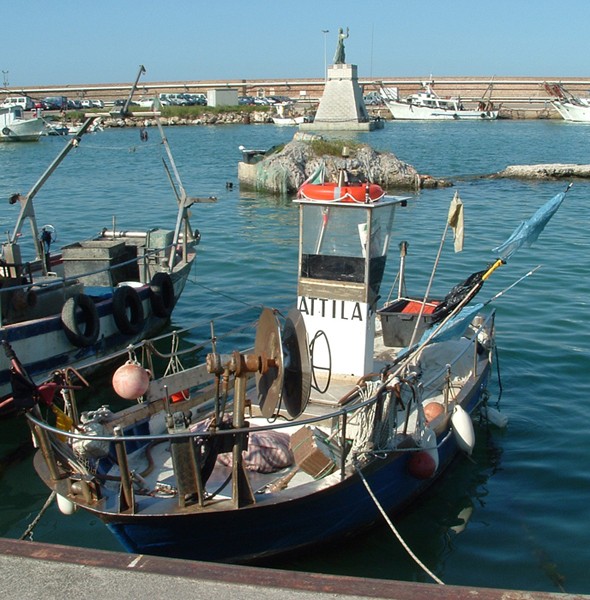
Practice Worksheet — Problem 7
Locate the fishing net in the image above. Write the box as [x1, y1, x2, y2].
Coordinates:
[255, 162, 291, 194]
[431, 269, 487, 324]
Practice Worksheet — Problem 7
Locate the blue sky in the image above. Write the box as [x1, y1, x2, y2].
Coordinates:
[5, 0, 590, 87]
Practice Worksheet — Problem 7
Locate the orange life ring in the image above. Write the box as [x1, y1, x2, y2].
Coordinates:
[298, 182, 385, 203]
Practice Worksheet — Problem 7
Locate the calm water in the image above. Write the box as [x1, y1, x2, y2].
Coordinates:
[0, 120, 589, 594]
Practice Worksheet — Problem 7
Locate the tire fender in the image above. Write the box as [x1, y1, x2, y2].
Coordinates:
[149, 272, 175, 318]
[61, 293, 100, 347]
[112, 285, 144, 335]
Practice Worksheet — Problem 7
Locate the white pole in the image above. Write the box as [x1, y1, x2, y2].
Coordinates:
[322, 30, 329, 81]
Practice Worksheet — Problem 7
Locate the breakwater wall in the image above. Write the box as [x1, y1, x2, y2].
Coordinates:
[6, 76, 590, 119]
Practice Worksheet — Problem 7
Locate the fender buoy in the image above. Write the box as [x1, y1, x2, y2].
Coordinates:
[112, 285, 144, 335]
[56, 493, 77, 515]
[298, 182, 385, 203]
[149, 272, 175, 318]
[2, 127, 11, 136]
[451, 405, 475, 455]
[112, 360, 151, 399]
[61, 293, 100, 347]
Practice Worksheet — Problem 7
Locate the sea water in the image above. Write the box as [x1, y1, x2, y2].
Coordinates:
[0, 120, 589, 594]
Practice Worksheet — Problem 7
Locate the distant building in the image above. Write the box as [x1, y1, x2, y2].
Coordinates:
[207, 89, 239, 108]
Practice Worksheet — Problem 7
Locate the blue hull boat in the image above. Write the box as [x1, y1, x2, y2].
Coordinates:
[24, 178, 500, 568]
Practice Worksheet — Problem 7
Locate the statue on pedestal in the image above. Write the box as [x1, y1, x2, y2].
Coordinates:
[333, 27, 349, 64]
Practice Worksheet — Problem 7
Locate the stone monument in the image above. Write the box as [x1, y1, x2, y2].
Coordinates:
[300, 27, 382, 132]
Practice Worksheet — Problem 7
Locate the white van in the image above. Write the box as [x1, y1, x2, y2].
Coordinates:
[1, 96, 34, 110]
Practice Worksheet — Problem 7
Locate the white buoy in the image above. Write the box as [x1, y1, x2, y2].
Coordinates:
[56, 493, 77, 515]
[451, 405, 475, 455]
[482, 405, 509, 428]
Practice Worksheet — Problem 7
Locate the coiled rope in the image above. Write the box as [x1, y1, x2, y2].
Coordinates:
[354, 464, 445, 585]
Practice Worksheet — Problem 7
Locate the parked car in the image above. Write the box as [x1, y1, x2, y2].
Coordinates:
[91, 99, 104, 108]
[42, 96, 68, 111]
[67, 99, 82, 110]
[114, 99, 139, 107]
[363, 92, 383, 106]
[1, 96, 35, 110]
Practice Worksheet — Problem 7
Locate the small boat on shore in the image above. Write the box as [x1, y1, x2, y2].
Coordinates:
[271, 102, 313, 126]
[0, 106, 45, 142]
[0, 115, 210, 415]
[380, 81, 498, 121]
[543, 82, 590, 122]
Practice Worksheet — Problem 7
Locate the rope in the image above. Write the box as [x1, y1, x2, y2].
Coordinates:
[20, 491, 57, 541]
[354, 464, 445, 585]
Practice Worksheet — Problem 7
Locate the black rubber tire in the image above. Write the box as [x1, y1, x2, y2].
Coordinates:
[149, 272, 175, 318]
[112, 285, 144, 335]
[61, 293, 100, 347]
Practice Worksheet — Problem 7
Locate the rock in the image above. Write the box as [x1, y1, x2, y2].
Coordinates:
[240, 133, 448, 194]
[495, 163, 590, 179]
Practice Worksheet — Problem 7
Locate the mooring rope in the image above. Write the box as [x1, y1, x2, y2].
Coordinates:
[354, 464, 445, 585]
[20, 491, 57, 541]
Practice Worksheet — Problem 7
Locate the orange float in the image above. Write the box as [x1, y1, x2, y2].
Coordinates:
[298, 182, 385, 203]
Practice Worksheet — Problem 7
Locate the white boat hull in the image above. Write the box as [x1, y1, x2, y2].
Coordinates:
[552, 101, 590, 122]
[0, 115, 45, 141]
[384, 99, 498, 121]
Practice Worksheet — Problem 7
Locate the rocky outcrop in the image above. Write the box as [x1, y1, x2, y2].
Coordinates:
[98, 111, 272, 128]
[495, 163, 590, 179]
[239, 133, 450, 194]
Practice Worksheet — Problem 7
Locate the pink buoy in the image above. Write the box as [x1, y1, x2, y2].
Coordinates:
[112, 361, 150, 400]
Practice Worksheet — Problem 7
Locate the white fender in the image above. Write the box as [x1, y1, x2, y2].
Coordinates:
[56, 493, 77, 515]
[482, 405, 508, 428]
[451, 405, 475, 455]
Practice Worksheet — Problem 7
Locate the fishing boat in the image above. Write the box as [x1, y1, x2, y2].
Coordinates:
[543, 82, 590, 122]
[15, 173, 567, 568]
[17, 182, 492, 566]
[380, 81, 498, 121]
[271, 103, 312, 126]
[0, 115, 209, 414]
[0, 106, 45, 142]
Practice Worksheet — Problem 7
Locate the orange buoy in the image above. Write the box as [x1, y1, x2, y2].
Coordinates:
[424, 402, 444, 424]
[298, 182, 385, 203]
[112, 361, 151, 400]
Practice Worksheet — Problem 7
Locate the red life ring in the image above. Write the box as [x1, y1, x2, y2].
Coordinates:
[298, 182, 385, 203]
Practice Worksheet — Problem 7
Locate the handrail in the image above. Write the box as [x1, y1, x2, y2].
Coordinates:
[0, 242, 194, 295]
[25, 311, 493, 445]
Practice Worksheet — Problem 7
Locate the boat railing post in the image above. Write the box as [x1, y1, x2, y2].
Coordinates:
[471, 315, 485, 378]
[339, 411, 347, 480]
[113, 426, 135, 513]
[231, 371, 255, 507]
[166, 412, 205, 508]
[31, 422, 61, 481]
[444, 366, 451, 413]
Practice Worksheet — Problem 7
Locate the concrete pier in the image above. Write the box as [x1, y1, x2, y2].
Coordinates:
[0, 538, 587, 599]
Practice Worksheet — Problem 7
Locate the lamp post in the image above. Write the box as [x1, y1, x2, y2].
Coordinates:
[321, 30, 329, 81]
